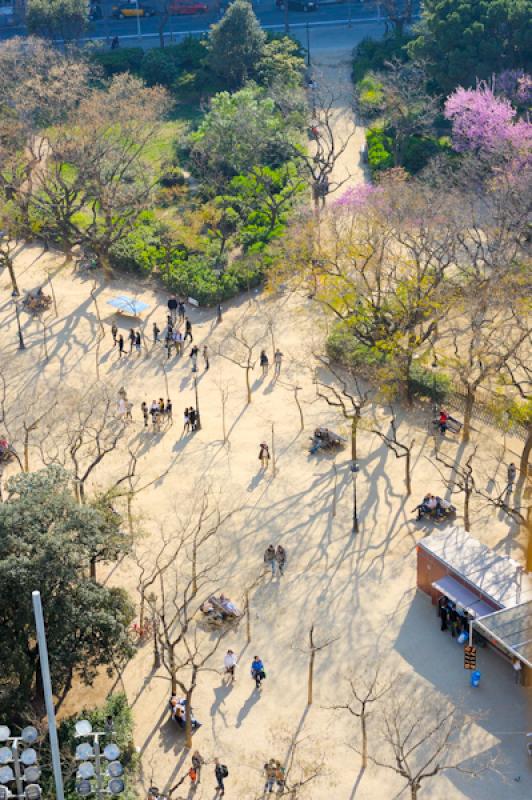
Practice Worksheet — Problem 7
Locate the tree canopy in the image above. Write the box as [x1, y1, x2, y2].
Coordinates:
[26, 0, 88, 41]
[207, 0, 266, 89]
[409, 0, 532, 92]
[0, 466, 134, 714]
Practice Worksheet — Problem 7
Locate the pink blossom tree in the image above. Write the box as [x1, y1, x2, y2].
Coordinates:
[444, 84, 532, 155]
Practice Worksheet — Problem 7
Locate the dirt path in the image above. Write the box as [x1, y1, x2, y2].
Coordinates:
[0, 240, 529, 800]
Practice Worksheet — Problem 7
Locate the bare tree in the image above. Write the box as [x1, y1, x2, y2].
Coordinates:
[381, 0, 414, 36]
[295, 624, 338, 706]
[219, 317, 267, 404]
[430, 449, 476, 532]
[371, 408, 415, 496]
[315, 358, 372, 532]
[367, 691, 489, 800]
[0, 236, 20, 294]
[328, 666, 392, 769]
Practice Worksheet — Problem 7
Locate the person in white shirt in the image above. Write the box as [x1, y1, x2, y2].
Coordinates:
[513, 658, 522, 685]
[224, 650, 237, 683]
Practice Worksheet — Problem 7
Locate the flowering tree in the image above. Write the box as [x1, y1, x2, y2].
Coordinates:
[444, 84, 532, 154]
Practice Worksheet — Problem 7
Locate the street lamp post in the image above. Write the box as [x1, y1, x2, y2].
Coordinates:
[31, 592, 64, 800]
[74, 719, 125, 800]
[11, 291, 25, 350]
[0, 725, 43, 800]
[193, 374, 201, 431]
[306, 22, 310, 67]
[134, 0, 142, 42]
[351, 461, 359, 534]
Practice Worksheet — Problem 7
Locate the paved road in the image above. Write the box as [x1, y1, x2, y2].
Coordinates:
[0, 0, 408, 43]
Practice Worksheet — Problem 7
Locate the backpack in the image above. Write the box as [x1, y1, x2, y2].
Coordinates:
[221, 765, 229, 778]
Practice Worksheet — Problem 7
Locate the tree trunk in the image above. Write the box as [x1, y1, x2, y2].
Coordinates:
[307, 649, 315, 705]
[245, 365, 252, 404]
[520, 426, 531, 478]
[405, 449, 412, 496]
[462, 386, 475, 443]
[90, 556, 97, 581]
[294, 387, 304, 432]
[464, 488, 471, 532]
[361, 712, 368, 768]
[7, 258, 19, 295]
[184, 689, 193, 750]
[23, 429, 30, 472]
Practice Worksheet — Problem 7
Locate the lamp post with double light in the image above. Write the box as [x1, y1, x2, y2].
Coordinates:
[74, 719, 125, 800]
[0, 725, 42, 800]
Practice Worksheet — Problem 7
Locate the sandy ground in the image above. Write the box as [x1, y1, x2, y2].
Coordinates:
[0, 239, 530, 800]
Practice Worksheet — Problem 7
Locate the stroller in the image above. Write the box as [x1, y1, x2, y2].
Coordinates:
[309, 427, 346, 455]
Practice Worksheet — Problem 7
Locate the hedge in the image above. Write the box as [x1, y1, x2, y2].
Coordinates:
[366, 126, 394, 174]
[352, 34, 412, 84]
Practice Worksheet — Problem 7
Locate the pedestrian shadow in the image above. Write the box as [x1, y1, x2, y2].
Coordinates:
[235, 687, 261, 728]
[247, 469, 265, 492]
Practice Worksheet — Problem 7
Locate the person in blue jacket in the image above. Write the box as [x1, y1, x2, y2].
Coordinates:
[251, 656, 266, 689]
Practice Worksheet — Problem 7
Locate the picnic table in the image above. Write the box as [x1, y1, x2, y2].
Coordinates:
[107, 295, 150, 317]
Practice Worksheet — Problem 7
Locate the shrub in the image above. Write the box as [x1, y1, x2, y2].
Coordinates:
[402, 135, 452, 174]
[92, 47, 144, 78]
[165, 36, 208, 70]
[366, 126, 394, 174]
[162, 255, 263, 305]
[140, 48, 181, 88]
[352, 34, 412, 84]
[356, 73, 384, 118]
[408, 362, 451, 404]
[108, 220, 162, 274]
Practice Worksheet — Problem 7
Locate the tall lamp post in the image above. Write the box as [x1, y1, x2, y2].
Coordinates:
[0, 726, 43, 800]
[74, 720, 125, 800]
[11, 290, 25, 350]
[134, 0, 142, 42]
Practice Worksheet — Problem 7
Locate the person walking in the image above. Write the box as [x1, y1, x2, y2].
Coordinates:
[183, 407, 190, 434]
[178, 300, 186, 323]
[260, 349, 269, 376]
[111, 323, 118, 346]
[259, 441, 270, 469]
[150, 400, 159, 432]
[264, 544, 276, 577]
[275, 761, 285, 792]
[513, 657, 522, 685]
[216, 303, 223, 324]
[203, 344, 209, 371]
[214, 759, 228, 796]
[191, 751, 204, 784]
[263, 760, 277, 794]
[135, 331, 141, 355]
[128, 328, 136, 354]
[189, 407, 197, 431]
[118, 334, 125, 359]
[152, 322, 160, 344]
[274, 348, 283, 376]
[251, 656, 266, 689]
[184, 317, 193, 343]
[168, 295, 178, 324]
[190, 345, 199, 373]
[275, 544, 286, 576]
[506, 462, 517, 494]
[224, 650, 237, 683]
[125, 400, 133, 422]
[141, 401, 149, 428]
[165, 398, 173, 425]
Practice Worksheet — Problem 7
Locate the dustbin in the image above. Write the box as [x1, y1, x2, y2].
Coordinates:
[470, 670, 481, 687]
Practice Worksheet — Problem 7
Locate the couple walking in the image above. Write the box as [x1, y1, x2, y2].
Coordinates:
[264, 544, 286, 577]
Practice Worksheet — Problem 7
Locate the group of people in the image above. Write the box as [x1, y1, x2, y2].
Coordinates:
[183, 406, 199, 433]
[169, 694, 201, 731]
[141, 399, 173, 431]
[201, 594, 242, 622]
[259, 348, 283, 377]
[221, 650, 266, 690]
[111, 325, 142, 358]
[263, 758, 286, 794]
[263, 544, 287, 577]
[437, 595, 470, 639]
[412, 493, 455, 520]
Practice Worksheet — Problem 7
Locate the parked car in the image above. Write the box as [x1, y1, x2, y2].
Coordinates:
[276, 0, 318, 10]
[168, 0, 208, 13]
[111, 3, 156, 18]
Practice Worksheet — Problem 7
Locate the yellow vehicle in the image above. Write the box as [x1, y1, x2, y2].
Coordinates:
[111, 3, 156, 18]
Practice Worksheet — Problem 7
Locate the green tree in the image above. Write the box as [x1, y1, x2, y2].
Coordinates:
[188, 85, 295, 189]
[409, 0, 532, 92]
[256, 37, 305, 87]
[207, 0, 266, 89]
[26, 0, 88, 41]
[0, 466, 134, 714]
